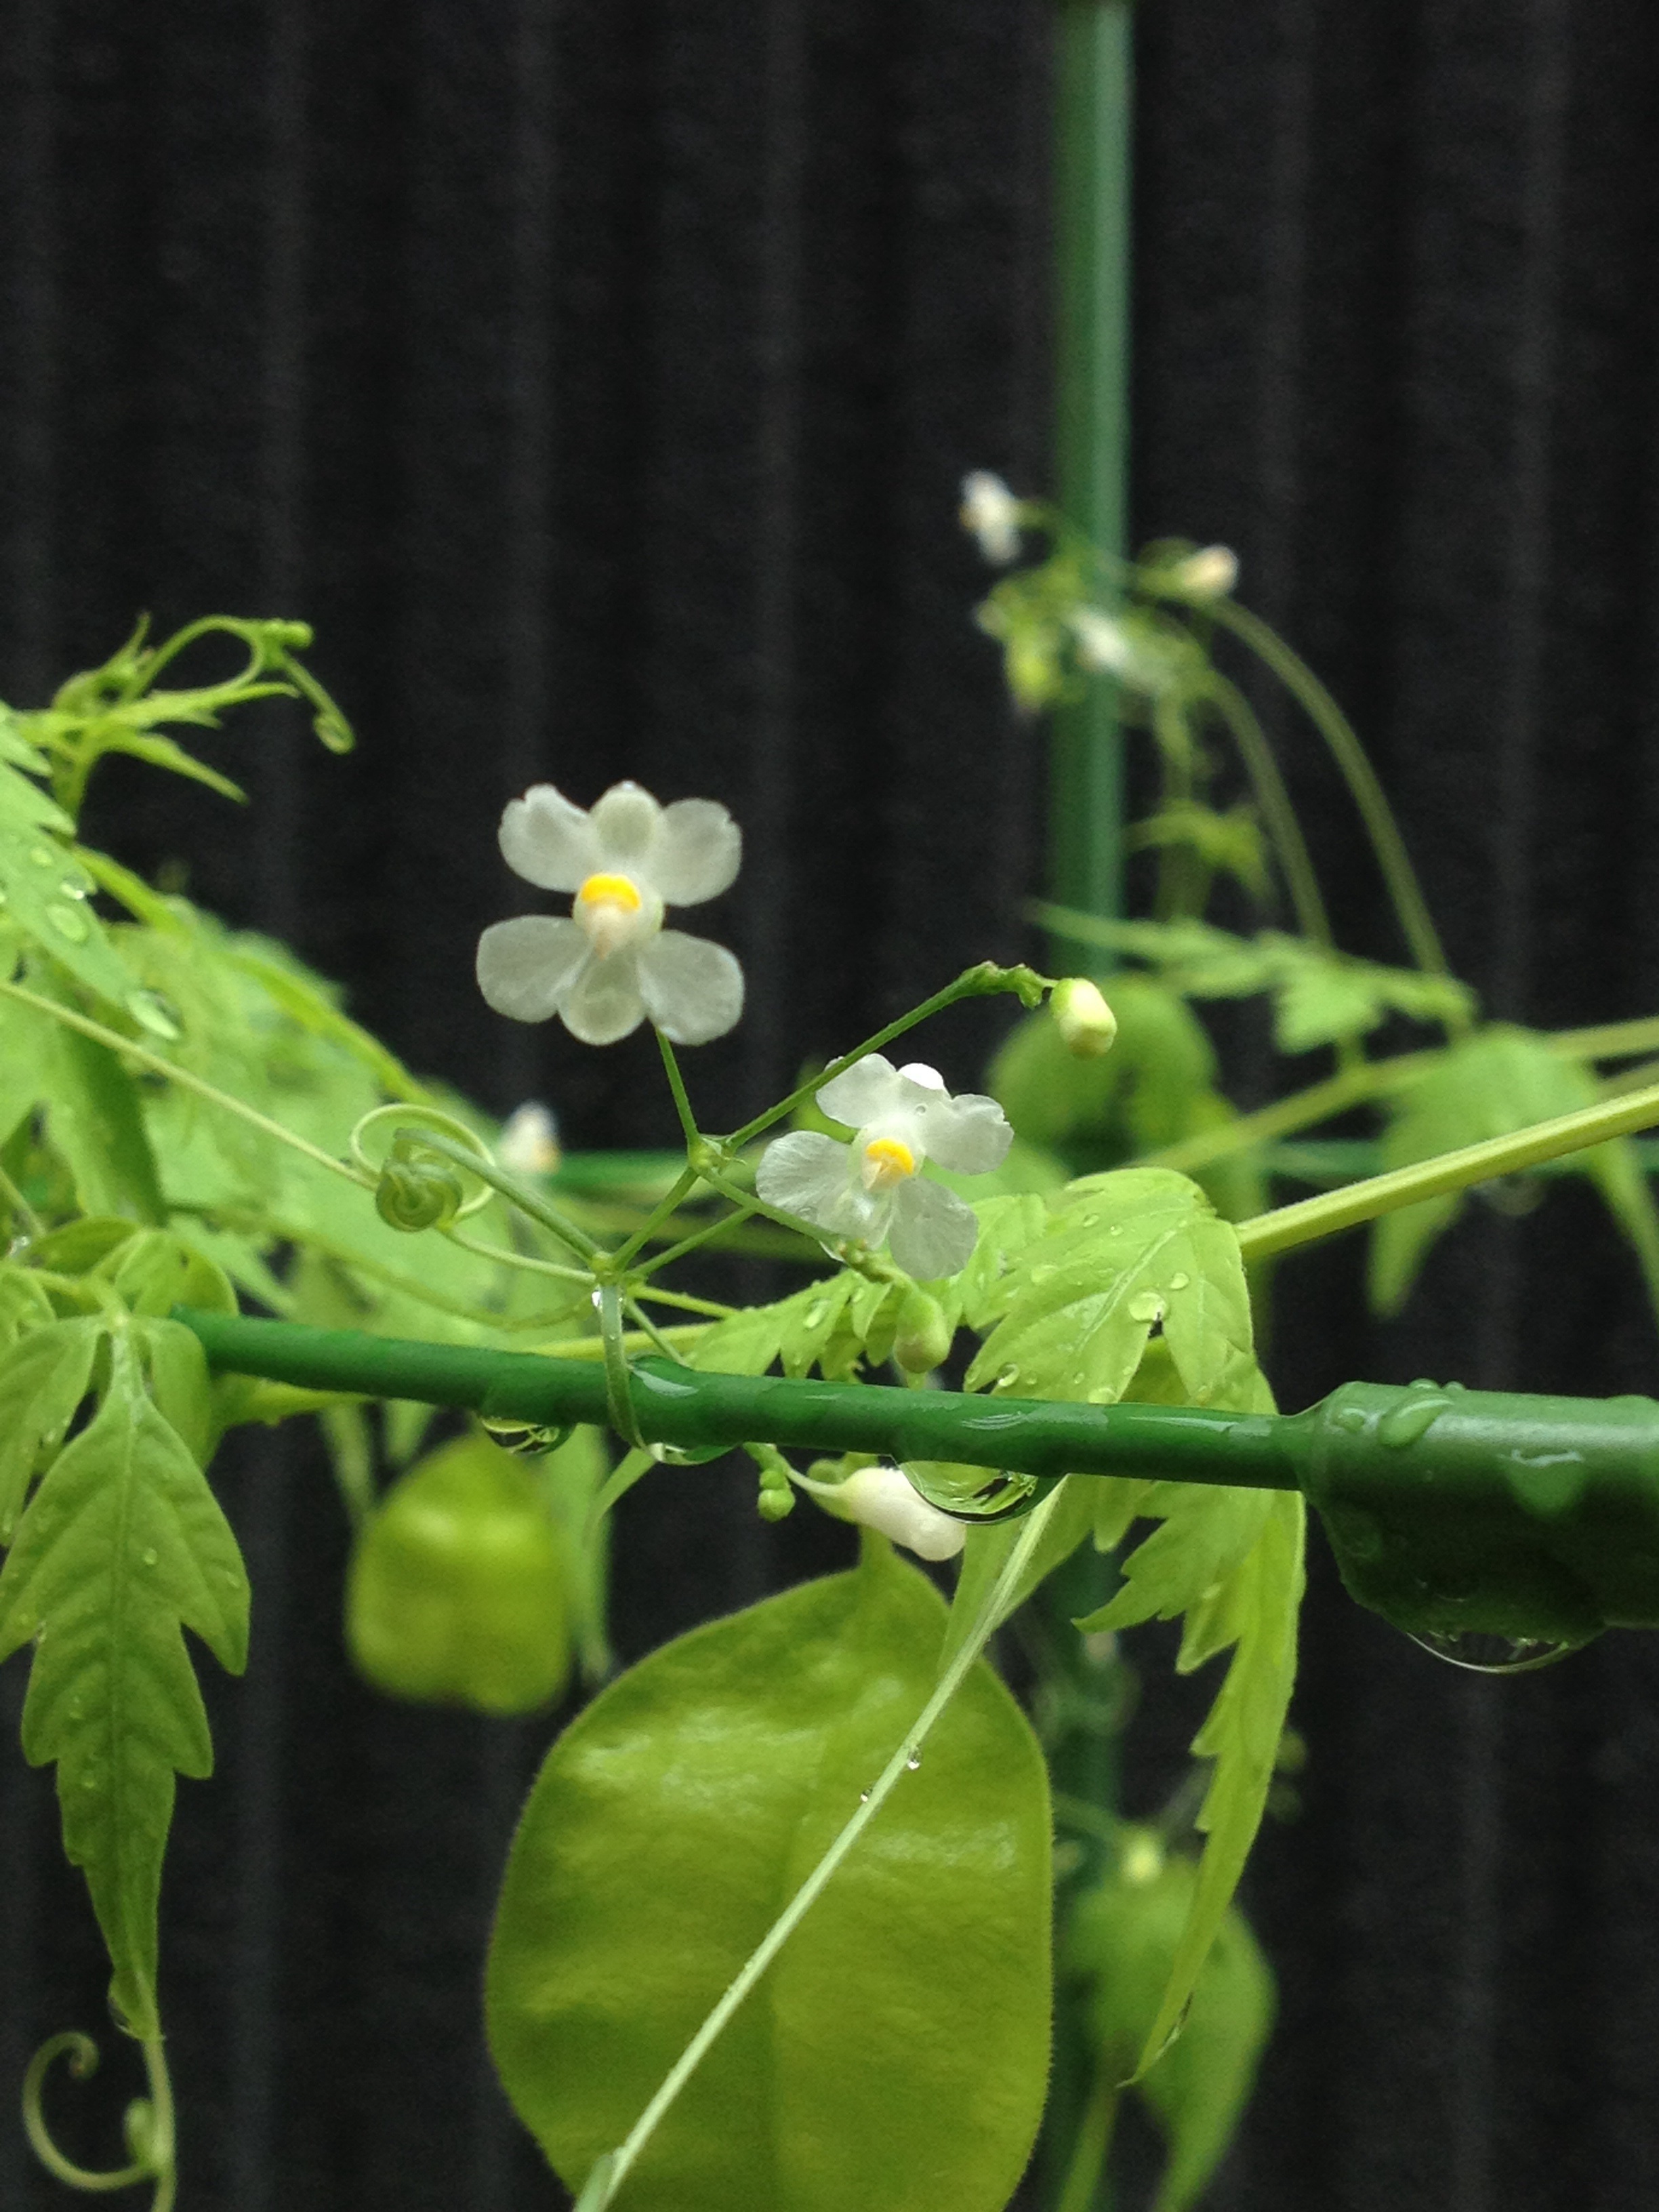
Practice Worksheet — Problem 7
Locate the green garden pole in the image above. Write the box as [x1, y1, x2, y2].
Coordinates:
[1046, 14, 1135, 2194]
[1048, 0, 1134, 953]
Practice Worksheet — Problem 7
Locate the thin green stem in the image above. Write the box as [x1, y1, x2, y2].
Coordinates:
[1139, 1050, 1441, 1176]
[609, 1164, 703, 1275]
[1200, 672, 1333, 948]
[655, 1029, 700, 1148]
[1055, 2060, 1120, 2212]
[1208, 600, 1458, 997]
[0, 1156, 43, 1237]
[590, 1500, 1065, 2209]
[622, 1296, 686, 1364]
[0, 977, 369, 1191]
[442, 1230, 593, 1289]
[1237, 1074, 1659, 1263]
[20, 2030, 174, 2200]
[726, 963, 1052, 1149]
[406, 1130, 602, 1264]
[1550, 1015, 1659, 1062]
[596, 1281, 645, 1447]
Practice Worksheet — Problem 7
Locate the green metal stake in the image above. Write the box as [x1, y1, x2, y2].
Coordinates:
[1047, 14, 1135, 2191]
[179, 1309, 1659, 1645]
[1048, 0, 1134, 954]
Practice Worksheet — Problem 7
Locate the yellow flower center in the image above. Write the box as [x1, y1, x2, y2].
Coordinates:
[861, 1135, 917, 1192]
[575, 872, 643, 915]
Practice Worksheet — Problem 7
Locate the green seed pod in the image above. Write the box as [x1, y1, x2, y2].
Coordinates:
[346, 1431, 571, 1715]
[893, 1287, 952, 1374]
[487, 1538, 1052, 2211]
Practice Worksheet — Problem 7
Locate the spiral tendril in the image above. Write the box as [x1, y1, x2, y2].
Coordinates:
[349, 1104, 496, 1224]
[22, 2030, 175, 2202]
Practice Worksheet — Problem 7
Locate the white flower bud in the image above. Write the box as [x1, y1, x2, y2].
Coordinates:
[1052, 978, 1118, 1059]
[1168, 544, 1238, 599]
[835, 1465, 966, 1561]
[959, 471, 1024, 565]
[1068, 607, 1133, 675]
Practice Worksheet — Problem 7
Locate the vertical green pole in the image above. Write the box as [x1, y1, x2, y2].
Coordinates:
[1048, 0, 1133, 948]
[1042, 10, 1134, 2206]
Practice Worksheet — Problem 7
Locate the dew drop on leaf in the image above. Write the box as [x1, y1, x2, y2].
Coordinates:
[905, 1753, 922, 1771]
[45, 901, 89, 942]
[141, 1549, 159, 1568]
[1128, 1290, 1165, 1324]
[1167, 1271, 1190, 1291]
[126, 989, 182, 1041]
[27, 845, 55, 868]
[804, 1302, 829, 1330]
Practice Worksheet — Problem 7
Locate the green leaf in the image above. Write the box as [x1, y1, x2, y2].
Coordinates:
[0, 1317, 104, 1540]
[691, 1271, 883, 1385]
[1370, 1025, 1639, 1313]
[965, 1168, 1255, 1412]
[487, 1539, 1052, 2212]
[1130, 1488, 1303, 2080]
[1063, 1830, 1274, 2212]
[0, 794, 142, 1013]
[939, 1473, 1100, 1671]
[0, 1324, 248, 2036]
[35, 987, 167, 1223]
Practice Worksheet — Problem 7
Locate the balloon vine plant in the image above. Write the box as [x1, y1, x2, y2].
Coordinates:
[2, 497, 1658, 2210]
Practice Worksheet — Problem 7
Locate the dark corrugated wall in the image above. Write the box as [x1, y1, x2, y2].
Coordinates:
[3, 2, 1659, 2205]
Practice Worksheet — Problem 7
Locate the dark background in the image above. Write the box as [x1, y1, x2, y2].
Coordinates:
[3, 1, 1659, 2205]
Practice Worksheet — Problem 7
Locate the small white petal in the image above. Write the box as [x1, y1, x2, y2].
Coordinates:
[497, 1102, 560, 1174]
[590, 781, 664, 867]
[815, 1053, 905, 1128]
[959, 472, 1023, 566]
[499, 786, 600, 891]
[560, 951, 647, 1044]
[895, 1062, 947, 1092]
[888, 1177, 981, 1279]
[649, 798, 742, 906]
[476, 916, 592, 1023]
[636, 929, 745, 1044]
[836, 1466, 966, 1561]
[756, 1131, 855, 1221]
[918, 1091, 1013, 1176]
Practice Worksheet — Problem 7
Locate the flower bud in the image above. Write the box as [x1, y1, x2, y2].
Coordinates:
[498, 1101, 561, 1176]
[893, 1288, 952, 1375]
[1052, 978, 1118, 1059]
[1168, 544, 1238, 600]
[835, 1465, 966, 1561]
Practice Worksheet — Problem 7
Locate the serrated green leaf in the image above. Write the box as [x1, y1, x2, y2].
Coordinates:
[965, 1168, 1254, 1412]
[691, 1273, 878, 1384]
[1130, 1488, 1303, 2080]
[33, 982, 167, 1223]
[0, 1326, 248, 2036]
[1370, 1026, 1636, 1313]
[89, 731, 247, 802]
[0, 800, 140, 1012]
[0, 1317, 104, 1541]
[1076, 1479, 1271, 1645]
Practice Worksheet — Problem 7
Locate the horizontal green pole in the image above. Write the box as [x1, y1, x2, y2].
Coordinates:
[178, 1309, 1297, 1488]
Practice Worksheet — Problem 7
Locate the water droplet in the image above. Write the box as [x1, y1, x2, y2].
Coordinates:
[141, 1548, 158, 1568]
[858, 1790, 872, 1803]
[804, 1302, 829, 1330]
[1408, 1629, 1579, 1675]
[127, 989, 182, 1041]
[27, 845, 54, 868]
[905, 1753, 922, 1771]
[58, 873, 91, 899]
[1331, 1402, 1368, 1435]
[45, 901, 89, 942]
[1128, 1290, 1165, 1324]
[482, 1416, 573, 1458]
[996, 1364, 1021, 1390]
[1167, 1271, 1190, 1292]
[1107, 1223, 1124, 1237]
[1376, 1391, 1453, 1448]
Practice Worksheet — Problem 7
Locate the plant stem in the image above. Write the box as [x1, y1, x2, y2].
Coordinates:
[409, 1130, 603, 1263]
[590, 1502, 1065, 2207]
[1055, 2060, 1120, 2212]
[1237, 1073, 1659, 1262]
[1551, 1016, 1659, 1062]
[1208, 600, 1458, 999]
[1201, 671, 1332, 948]
[726, 964, 1050, 1149]
[607, 1165, 703, 1273]
[1140, 1050, 1440, 1176]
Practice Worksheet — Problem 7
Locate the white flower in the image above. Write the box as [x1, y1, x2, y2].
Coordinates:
[497, 1101, 561, 1175]
[959, 471, 1025, 565]
[1167, 544, 1238, 600]
[755, 1054, 1012, 1279]
[1068, 606, 1134, 675]
[476, 780, 745, 1046]
[830, 1465, 966, 1562]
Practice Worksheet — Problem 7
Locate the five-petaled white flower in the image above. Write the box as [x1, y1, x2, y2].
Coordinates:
[959, 470, 1025, 566]
[756, 1055, 1012, 1279]
[476, 781, 745, 1046]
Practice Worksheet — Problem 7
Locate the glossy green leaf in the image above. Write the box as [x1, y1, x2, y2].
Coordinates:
[487, 1538, 1052, 2212]
[38, 998, 167, 1224]
[0, 1324, 247, 2037]
[346, 1429, 571, 1715]
[0, 1316, 104, 1541]
[0, 750, 142, 1012]
[1063, 1830, 1273, 2211]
